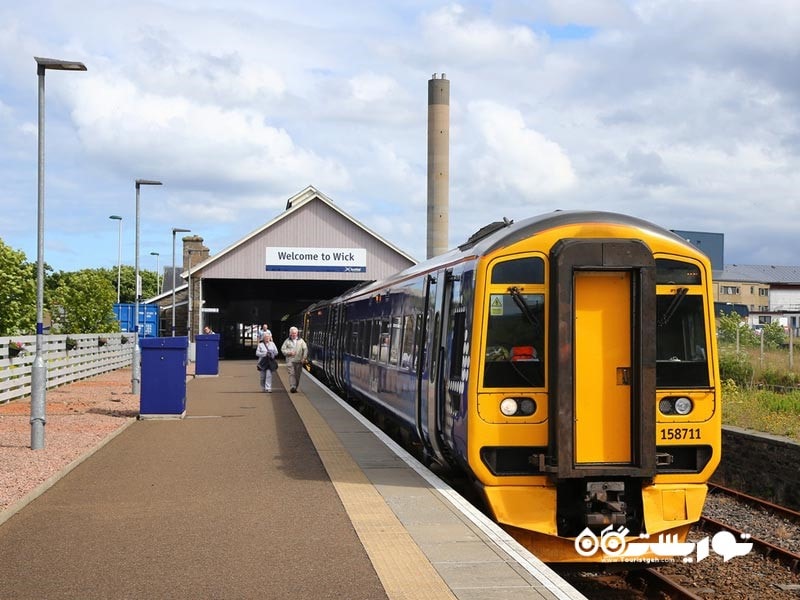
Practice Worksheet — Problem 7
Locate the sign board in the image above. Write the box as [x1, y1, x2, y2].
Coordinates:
[201, 307, 219, 313]
[265, 247, 367, 273]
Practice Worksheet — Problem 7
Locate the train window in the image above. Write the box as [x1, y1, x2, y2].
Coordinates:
[491, 257, 545, 284]
[389, 317, 402, 365]
[379, 320, 390, 363]
[656, 259, 702, 285]
[483, 293, 545, 388]
[413, 313, 422, 370]
[400, 315, 415, 369]
[656, 294, 709, 387]
[362, 320, 372, 359]
[369, 320, 381, 360]
[449, 309, 466, 382]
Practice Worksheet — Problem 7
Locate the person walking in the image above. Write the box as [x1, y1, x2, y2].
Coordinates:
[256, 331, 278, 393]
[281, 326, 307, 393]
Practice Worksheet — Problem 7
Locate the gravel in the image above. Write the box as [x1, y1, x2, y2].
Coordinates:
[0, 368, 138, 515]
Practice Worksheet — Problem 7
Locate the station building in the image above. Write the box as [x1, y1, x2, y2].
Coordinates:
[148, 186, 416, 359]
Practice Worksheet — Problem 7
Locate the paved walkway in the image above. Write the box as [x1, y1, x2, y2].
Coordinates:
[0, 361, 583, 600]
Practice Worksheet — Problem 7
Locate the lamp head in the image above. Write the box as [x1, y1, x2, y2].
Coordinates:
[109, 215, 122, 221]
[35, 57, 87, 73]
[135, 179, 163, 188]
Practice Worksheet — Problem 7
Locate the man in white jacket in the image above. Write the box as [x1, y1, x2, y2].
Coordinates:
[280, 326, 308, 393]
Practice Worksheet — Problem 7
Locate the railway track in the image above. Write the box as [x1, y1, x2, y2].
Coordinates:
[699, 483, 800, 572]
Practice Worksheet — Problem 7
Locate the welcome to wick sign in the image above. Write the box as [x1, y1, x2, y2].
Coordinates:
[265, 247, 367, 272]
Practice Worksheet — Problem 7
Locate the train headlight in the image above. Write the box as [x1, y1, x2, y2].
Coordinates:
[674, 397, 693, 415]
[499, 397, 536, 417]
[500, 398, 519, 416]
[659, 396, 694, 415]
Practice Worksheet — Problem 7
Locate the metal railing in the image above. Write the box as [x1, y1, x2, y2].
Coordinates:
[0, 333, 132, 404]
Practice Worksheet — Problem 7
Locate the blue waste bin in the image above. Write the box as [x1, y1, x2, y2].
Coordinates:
[195, 333, 220, 376]
[140, 337, 188, 418]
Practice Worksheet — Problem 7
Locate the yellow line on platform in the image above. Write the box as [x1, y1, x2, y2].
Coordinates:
[281, 371, 456, 600]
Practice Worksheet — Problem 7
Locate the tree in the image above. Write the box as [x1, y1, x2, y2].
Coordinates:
[107, 265, 159, 304]
[717, 311, 759, 347]
[761, 321, 787, 350]
[50, 270, 119, 334]
[0, 238, 36, 335]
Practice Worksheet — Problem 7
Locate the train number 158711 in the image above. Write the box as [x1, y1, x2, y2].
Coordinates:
[660, 427, 701, 440]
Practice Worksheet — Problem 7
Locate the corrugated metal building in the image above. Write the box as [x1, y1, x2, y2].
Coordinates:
[150, 186, 416, 358]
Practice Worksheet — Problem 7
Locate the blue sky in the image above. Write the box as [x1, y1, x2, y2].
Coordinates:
[1, 1, 799, 274]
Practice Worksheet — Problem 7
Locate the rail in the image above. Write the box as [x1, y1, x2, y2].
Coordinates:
[0, 334, 133, 404]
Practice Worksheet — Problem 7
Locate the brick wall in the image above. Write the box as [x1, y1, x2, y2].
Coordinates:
[712, 425, 800, 511]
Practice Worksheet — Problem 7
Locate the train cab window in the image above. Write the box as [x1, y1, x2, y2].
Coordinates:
[656, 259, 702, 285]
[491, 257, 545, 284]
[656, 293, 709, 387]
[483, 293, 545, 388]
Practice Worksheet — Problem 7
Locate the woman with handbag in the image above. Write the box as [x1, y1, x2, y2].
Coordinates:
[255, 331, 279, 393]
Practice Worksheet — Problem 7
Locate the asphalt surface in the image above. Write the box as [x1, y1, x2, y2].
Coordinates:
[0, 361, 388, 599]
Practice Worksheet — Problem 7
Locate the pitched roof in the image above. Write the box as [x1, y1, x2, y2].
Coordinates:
[717, 264, 800, 284]
[181, 185, 416, 276]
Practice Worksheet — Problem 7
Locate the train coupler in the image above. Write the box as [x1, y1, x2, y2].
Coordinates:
[584, 481, 627, 527]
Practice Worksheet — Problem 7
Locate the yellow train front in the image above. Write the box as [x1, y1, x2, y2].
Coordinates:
[305, 210, 721, 565]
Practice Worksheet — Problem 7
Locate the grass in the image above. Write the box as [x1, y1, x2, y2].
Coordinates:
[718, 343, 800, 442]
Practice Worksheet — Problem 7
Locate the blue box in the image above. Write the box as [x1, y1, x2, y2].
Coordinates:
[140, 337, 188, 418]
[195, 334, 220, 376]
[114, 303, 160, 337]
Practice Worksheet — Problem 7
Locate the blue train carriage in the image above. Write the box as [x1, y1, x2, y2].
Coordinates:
[304, 210, 721, 564]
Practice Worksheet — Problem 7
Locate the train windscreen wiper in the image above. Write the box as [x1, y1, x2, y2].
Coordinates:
[658, 287, 689, 327]
[508, 286, 541, 335]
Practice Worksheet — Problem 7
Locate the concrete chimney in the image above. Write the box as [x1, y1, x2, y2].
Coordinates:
[427, 73, 450, 259]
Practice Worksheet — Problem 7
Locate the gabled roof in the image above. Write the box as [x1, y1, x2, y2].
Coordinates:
[181, 185, 416, 277]
[717, 264, 800, 284]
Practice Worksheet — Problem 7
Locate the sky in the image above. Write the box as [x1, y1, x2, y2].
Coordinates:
[1, 1, 799, 275]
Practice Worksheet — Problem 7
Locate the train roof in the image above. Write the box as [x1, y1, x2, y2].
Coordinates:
[321, 210, 695, 306]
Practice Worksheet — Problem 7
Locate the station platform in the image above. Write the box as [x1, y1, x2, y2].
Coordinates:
[0, 361, 584, 599]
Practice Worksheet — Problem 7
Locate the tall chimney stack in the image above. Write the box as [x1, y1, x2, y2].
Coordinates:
[427, 73, 449, 259]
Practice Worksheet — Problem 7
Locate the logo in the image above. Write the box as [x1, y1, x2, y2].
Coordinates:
[574, 526, 753, 562]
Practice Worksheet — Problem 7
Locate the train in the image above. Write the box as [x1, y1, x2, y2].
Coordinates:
[303, 210, 721, 564]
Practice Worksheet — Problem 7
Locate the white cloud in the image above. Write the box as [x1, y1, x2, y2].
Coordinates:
[467, 100, 576, 196]
[69, 74, 349, 192]
[421, 4, 541, 62]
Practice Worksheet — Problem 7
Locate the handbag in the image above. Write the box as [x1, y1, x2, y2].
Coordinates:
[267, 356, 279, 372]
[256, 356, 268, 371]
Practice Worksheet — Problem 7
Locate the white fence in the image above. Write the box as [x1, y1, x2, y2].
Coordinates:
[0, 333, 133, 404]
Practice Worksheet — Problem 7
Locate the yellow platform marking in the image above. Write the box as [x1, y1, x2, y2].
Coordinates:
[280, 371, 456, 600]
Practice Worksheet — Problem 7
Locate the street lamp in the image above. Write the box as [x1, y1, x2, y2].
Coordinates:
[171, 227, 190, 336]
[150, 251, 160, 295]
[31, 56, 87, 451]
[109, 215, 122, 303]
[132, 179, 162, 396]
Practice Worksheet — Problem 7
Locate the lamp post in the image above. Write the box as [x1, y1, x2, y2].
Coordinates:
[109, 215, 122, 303]
[150, 251, 160, 295]
[171, 227, 190, 336]
[132, 179, 162, 395]
[31, 56, 87, 451]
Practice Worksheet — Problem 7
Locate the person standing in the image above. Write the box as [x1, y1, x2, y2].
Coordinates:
[256, 331, 278, 393]
[281, 326, 307, 393]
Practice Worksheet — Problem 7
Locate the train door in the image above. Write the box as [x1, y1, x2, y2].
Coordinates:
[574, 272, 632, 463]
[416, 270, 450, 463]
[549, 239, 656, 478]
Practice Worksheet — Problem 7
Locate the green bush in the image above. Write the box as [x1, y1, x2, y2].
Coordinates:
[760, 368, 800, 389]
[756, 389, 800, 415]
[719, 351, 754, 387]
